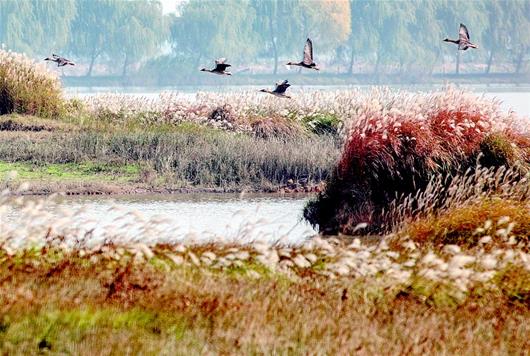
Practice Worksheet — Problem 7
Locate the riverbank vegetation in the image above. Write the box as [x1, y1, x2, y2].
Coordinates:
[0, 122, 337, 194]
[0, 51, 64, 117]
[0, 190, 528, 353]
[0, 50, 342, 194]
[1, 49, 529, 353]
[304, 88, 529, 235]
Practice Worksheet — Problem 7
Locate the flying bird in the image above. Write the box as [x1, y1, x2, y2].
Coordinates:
[443, 24, 478, 50]
[260, 80, 291, 98]
[44, 54, 75, 66]
[287, 38, 319, 70]
[200, 58, 232, 75]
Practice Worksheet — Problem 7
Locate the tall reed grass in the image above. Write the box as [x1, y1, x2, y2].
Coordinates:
[1, 158, 528, 353]
[0, 130, 338, 189]
[77, 90, 371, 137]
[304, 88, 529, 235]
[0, 50, 64, 117]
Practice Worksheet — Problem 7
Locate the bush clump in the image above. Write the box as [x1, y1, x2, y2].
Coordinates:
[0, 50, 64, 117]
[301, 113, 341, 135]
[304, 88, 530, 235]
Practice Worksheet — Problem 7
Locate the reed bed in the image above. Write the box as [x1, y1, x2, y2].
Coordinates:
[0, 191, 527, 299]
[304, 88, 530, 235]
[0, 190, 528, 353]
[0, 130, 337, 190]
[79, 88, 528, 135]
[386, 165, 530, 233]
[1, 55, 528, 352]
[77, 89, 366, 137]
[0, 50, 64, 117]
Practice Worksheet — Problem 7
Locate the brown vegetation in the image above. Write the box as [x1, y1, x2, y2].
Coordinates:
[0, 242, 528, 354]
[402, 198, 530, 247]
[0, 50, 64, 118]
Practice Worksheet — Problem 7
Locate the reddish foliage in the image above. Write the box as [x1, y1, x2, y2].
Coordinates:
[306, 105, 529, 235]
[339, 109, 491, 179]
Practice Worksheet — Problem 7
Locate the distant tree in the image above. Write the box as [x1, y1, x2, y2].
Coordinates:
[251, 0, 306, 74]
[111, 1, 168, 77]
[438, 0, 487, 74]
[363, 1, 416, 75]
[251, 0, 300, 74]
[172, 0, 258, 70]
[504, 0, 530, 73]
[405, 0, 443, 75]
[0, 1, 37, 54]
[31, 0, 77, 56]
[482, 0, 506, 74]
[345, 0, 375, 75]
[299, 0, 351, 51]
[69, 0, 119, 76]
[1, 0, 528, 80]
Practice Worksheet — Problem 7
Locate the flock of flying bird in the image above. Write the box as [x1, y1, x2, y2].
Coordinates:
[45, 23, 478, 99]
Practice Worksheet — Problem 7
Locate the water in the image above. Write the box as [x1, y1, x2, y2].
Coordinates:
[6, 194, 316, 245]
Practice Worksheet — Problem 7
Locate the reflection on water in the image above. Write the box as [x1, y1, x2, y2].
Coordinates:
[6, 194, 316, 245]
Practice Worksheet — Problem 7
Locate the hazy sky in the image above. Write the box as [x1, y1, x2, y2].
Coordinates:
[160, 0, 184, 14]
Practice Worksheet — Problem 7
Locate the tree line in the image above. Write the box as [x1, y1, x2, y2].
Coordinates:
[0, 0, 529, 80]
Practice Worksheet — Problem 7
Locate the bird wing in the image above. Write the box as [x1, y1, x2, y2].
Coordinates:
[215, 63, 231, 71]
[215, 58, 227, 64]
[274, 80, 290, 94]
[303, 38, 314, 65]
[459, 23, 470, 41]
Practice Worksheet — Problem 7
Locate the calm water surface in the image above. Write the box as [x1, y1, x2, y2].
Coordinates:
[25, 86, 528, 243]
[9, 194, 316, 244]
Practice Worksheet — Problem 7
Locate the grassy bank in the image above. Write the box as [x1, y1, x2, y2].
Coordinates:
[0, 114, 338, 194]
[1, 51, 342, 195]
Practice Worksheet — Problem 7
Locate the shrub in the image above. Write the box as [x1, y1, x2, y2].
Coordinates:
[301, 113, 341, 135]
[304, 88, 529, 235]
[0, 50, 64, 118]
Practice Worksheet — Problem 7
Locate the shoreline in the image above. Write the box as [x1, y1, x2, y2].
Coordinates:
[6, 179, 324, 196]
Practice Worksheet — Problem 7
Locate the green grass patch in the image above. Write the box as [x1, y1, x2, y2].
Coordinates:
[0, 161, 140, 183]
[0, 308, 191, 354]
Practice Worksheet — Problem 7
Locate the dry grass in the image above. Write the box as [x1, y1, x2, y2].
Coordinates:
[0, 50, 64, 118]
[0, 128, 337, 191]
[0, 241, 528, 354]
[74, 90, 379, 137]
[402, 198, 530, 247]
[0, 188, 528, 353]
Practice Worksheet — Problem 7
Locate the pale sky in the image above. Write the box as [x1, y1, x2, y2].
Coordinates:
[160, 0, 184, 14]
